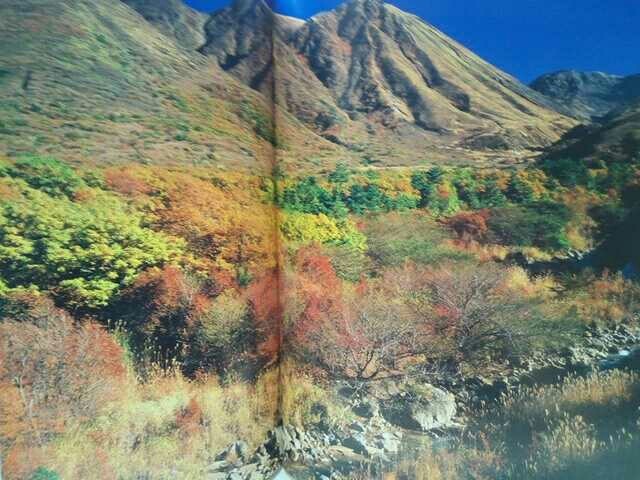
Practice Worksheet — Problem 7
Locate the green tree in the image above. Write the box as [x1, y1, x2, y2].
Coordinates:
[487, 202, 571, 251]
[346, 183, 390, 214]
[541, 157, 591, 188]
[506, 173, 535, 203]
[10, 156, 85, 198]
[281, 177, 346, 217]
[412, 167, 445, 208]
[0, 188, 182, 308]
[328, 163, 351, 185]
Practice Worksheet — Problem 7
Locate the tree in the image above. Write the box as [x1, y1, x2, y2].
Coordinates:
[346, 183, 390, 214]
[407, 263, 545, 368]
[112, 266, 213, 363]
[185, 290, 258, 378]
[0, 188, 182, 309]
[425, 180, 461, 215]
[411, 167, 444, 208]
[286, 250, 420, 381]
[328, 163, 351, 185]
[8, 156, 85, 198]
[540, 157, 591, 188]
[487, 202, 571, 251]
[281, 176, 346, 217]
[446, 210, 490, 244]
[507, 173, 536, 203]
[477, 178, 507, 208]
[279, 212, 366, 251]
[299, 285, 421, 381]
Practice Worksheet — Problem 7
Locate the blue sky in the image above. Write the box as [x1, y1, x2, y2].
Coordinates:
[185, 0, 640, 83]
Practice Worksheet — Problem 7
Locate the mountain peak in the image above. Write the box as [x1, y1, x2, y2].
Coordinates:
[229, 0, 272, 15]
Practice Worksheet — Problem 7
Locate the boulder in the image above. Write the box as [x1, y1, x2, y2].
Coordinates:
[381, 384, 456, 432]
[353, 398, 379, 418]
[375, 432, 401, 454]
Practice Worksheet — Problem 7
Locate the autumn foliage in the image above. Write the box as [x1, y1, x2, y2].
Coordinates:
[0, 297, 127, 469]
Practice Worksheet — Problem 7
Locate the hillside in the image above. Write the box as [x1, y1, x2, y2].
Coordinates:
[200, 0, 575, 167]
[531, 70, 640, 121]
[121, 0, 209, 50]
[0, 0, 580, 170]
[0, 0, 341, 171]
[543, 100, 640, 164]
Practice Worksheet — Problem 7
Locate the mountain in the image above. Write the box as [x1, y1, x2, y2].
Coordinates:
[543, 99, 640, 164]
[531, 70, 640, 121]
[0, 0, 340, 170]
[200, 0, 575, 167]
[0, 0, 577, 170]
[121, 0, 208, 50]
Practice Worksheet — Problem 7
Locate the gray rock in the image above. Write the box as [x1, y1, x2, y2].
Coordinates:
[349, 421, 366, 433]
[375, 432, 401, 454]
[342, 433, 371, 455]
[381, 384, 456, 432]
[353, 399, 379, 418]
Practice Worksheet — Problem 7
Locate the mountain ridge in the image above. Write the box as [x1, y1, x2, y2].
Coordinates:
[531, 70, 640, 121]
[197, 0, 576, 166]
[0, 0, 583, 170]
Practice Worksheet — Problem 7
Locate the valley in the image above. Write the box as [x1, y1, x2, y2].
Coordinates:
[0, 1, 639, 479]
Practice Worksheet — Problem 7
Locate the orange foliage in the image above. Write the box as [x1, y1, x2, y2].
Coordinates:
[286, 247, 343, 343]
[247, 269, 283, 363]
[446, 210, 490, 244]
[176, 398, 204, 437]
[104, 166, 155, 196]
[0, 302, 128, 453]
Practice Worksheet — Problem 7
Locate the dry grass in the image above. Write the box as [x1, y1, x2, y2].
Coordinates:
[4, 367, 279, 480]
[387, 371, 640, 480]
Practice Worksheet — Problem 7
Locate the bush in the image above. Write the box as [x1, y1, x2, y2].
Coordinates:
[29, 468, 61, 480]
[487, 202, 571, 251]
[280, 212, 366, 251]
[0, 302, 128, 447]
[10, 156, 85, 198]
[280, 176, 346, 217]
[0, 188, 182, 308]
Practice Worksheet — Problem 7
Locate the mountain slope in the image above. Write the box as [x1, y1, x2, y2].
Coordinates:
[0, 0, 342, 170]
[543, 100, 640, 164]
[531, 70, 640, 121]
[201, 0, 575, 167]
[121, 0, 208, 50]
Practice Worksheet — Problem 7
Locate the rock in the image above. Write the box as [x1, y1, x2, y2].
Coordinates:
[381, 384, 456, 432]
[563, 346, 594, 368]
[234, 441, 250, 462]
[375, 432, 401, 454]
[342, 433, 371, 457]
[349, 421, 366, 433]
[353, 398, 379, 418]
[206, 473, 227, 480]
[207, 460, 229, 473]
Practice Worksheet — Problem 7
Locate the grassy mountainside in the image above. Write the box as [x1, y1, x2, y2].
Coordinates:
[544, 100, 640, 164]
[121, 0, 209, 50]
[0, 0, 342, 170]
[1, 1, 639, 479]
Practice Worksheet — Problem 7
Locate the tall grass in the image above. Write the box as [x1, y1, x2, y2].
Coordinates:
[400, 371, 640, 480]
[5, 367, 279, 480]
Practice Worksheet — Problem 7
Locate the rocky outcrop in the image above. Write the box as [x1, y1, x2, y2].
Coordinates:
[378, 385, 457, 432]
